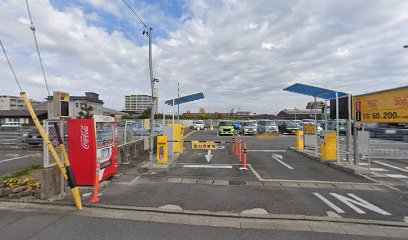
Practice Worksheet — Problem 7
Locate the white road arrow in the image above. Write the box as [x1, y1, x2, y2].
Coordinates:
[205, 150, 213, 162]
[272, 153, 293, 170]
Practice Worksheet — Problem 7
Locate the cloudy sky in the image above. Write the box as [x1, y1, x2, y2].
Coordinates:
[0, 0, 407, 114]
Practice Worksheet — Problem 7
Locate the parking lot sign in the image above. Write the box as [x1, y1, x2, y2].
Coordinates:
[354, 87, 408, 123]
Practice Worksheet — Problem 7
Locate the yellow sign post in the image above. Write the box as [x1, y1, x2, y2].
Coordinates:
[192, 141, 218, 150]
[354, 87, 408, 123]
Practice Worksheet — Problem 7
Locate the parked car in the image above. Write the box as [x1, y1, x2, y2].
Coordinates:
[365, 123, 408, 142]
[25, 128, 42, 146]
[240, 121, 258, 135]
[276, 120, 299, 134]
[233, 121, 242, 129]
[327, 120, 348, 135]
[218, 120, 234, 136]
[133, 123, 162, 136]
[257, 120, 279, 134]
[193, 120, 205, 130]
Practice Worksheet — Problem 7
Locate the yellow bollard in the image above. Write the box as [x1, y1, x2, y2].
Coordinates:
[296, 130, 304, 150]
[157, 136, 169, 164]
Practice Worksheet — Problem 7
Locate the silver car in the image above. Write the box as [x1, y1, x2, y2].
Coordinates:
[240, 121, 258, 135]
[257, 120, 279, 134]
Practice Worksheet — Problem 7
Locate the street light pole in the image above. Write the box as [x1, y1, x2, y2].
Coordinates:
[177, 82, 180, 121]
[148, 27, 155, 171]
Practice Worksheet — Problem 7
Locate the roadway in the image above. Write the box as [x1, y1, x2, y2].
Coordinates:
[1, 207, 404, 240]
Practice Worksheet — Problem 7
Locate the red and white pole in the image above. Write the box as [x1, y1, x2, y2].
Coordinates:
[90, 157, 100, 203]
[239, 139, 242, 162]
[235, 135, 239, 156]
[240, 142, 249, 170]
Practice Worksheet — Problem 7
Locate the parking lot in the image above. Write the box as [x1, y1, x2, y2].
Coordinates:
[91, 129, 408, 223]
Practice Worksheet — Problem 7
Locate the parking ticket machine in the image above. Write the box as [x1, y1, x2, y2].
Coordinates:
[320, 131, 337, 161]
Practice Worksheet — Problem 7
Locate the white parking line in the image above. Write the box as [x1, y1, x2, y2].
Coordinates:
[272, 154, 294, 170]
[0, 154, 39, 164]
[369, 168, 388, 172]
[246, 150, 286, 152]
[313, 193, 345, 214]
[182, 165, 233, 169]
[384, 174, 408, 179]
[374, 161, 408, 173]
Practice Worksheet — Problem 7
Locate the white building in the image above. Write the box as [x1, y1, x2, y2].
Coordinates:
[47, 92, 104, 119]
[0, 95, 41, 110]
[124, 94, 158, 115]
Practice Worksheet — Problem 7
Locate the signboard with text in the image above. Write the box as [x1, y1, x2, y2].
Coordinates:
[191, 141, 218, 150]
[354, 87, 408, 123]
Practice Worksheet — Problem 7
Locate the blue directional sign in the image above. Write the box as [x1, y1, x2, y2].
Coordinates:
[165, 92, 205, 106]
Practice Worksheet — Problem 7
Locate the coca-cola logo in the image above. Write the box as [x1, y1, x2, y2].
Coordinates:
[80, 125, 90, 149]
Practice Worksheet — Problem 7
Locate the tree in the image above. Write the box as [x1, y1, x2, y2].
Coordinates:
[77, 103, 93, 119]
[139, 107, 151, 119]
[198, 107, 206, 119]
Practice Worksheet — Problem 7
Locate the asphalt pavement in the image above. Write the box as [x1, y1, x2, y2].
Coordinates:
[0, 149, 42, 176]
[0, 205, 406, 240]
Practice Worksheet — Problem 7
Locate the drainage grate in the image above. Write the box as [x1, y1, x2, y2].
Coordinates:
[229, 180, 246, 186]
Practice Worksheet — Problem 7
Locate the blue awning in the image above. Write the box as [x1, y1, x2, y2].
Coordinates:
[165, 92, 205, 106]
[283, 83, 349, 99]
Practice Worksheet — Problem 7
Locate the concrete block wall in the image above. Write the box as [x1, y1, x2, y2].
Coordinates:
[40, 165, 63, 200]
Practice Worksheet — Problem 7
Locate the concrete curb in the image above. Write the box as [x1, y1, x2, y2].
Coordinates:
[1, 198, 407, 228]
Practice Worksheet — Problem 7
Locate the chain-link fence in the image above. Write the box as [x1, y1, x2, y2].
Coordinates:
[43, 119, 66, 168]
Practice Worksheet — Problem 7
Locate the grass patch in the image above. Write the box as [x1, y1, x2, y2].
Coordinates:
[1, 164, 42, 182]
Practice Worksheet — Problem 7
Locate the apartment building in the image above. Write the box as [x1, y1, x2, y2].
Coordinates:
[124, 94, 158, 115]
[0, 95, 41, 110]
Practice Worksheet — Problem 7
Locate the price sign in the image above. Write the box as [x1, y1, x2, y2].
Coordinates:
[354, 87, 408, 123]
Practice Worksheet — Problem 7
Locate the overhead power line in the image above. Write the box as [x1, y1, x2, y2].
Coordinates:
[25, 0, 51, 96]
[121, 0, 148, 29]
[0, 39, 23, 92]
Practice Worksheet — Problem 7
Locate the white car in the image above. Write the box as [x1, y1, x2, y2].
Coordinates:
[193, 120, 205, 130]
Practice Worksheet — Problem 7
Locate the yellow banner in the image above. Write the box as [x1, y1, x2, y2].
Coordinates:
[191, 141, 218, 150]
[354, 87, 408, 123]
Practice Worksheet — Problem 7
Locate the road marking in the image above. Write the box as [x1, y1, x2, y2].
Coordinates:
[359, 163, 368, 166]
[313, 193, 345, 214]
[246, 150, 286, 152]
[369, 168, 387, 172]
[0, 153, 40, 164]
[330, 193, 391, 215]
[383, 174, 408, 179]
[182, 165, 233, 169]
[374, 161, 408, 173]
[272, 154, 293, 170]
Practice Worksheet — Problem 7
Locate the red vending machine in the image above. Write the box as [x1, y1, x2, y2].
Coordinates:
[68, 115, 118, 186]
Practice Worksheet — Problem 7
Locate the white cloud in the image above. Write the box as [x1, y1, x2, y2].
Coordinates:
[0, 0, 408, 114]
[333, 48, 351, 58]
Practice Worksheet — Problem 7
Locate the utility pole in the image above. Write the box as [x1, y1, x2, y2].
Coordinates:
[149, 27, 155, 171]
[177, 82, 180, 120]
